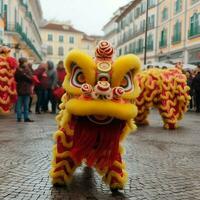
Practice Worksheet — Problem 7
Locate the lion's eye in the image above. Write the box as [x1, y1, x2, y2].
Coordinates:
[120, 72, 133, 92]
[71, 66, 86, 88]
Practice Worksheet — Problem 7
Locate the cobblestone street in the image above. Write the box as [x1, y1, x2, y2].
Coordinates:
[0, 110, 200, 200]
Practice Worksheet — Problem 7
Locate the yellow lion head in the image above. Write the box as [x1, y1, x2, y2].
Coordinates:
[58, 40, 141, 134]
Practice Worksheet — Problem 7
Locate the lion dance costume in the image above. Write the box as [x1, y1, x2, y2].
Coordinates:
[135, 68, 190, 129]
[0, 46, 18, 114]
[50, 41, 141, 191]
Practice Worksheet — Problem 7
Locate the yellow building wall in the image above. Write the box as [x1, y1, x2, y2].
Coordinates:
[41, 28, 98, 65]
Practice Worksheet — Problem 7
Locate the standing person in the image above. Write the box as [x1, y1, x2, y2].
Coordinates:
[15, 57, 34, 122]
[185, 71, 194, 110]
[45, 61, 57, 114]
[55, 61, 66, 106]
[27, 63, 34, 113]
[175, 61, 183, 70]
[34, 63, 47, 114]
[192, 66, 200, 113]
[57, 61, 66, 87]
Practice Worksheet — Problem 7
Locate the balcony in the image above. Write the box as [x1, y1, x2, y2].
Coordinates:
[172, 35, 181, 44]
[188, 27, 200, 39]
[5, 23, 42, 61]
[159, 40, 167, 48]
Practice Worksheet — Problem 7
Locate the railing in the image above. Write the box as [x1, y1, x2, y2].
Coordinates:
[19, 1, 42, 43]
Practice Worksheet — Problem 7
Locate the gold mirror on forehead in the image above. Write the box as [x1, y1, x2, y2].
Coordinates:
[97, 62, 112, 72]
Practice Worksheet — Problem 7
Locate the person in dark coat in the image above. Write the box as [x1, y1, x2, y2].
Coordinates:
[15, 57, 34, 122]
[186, 71, 194, 110]
[192, 66, 200, 112]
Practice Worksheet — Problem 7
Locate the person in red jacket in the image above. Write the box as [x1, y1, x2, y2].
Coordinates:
[57, 61, 66, 87]
[34, 63, 48, 114]
[55, 61, 66, 105]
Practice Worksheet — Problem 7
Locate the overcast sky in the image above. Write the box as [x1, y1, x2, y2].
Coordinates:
[40, 0, 130, 35]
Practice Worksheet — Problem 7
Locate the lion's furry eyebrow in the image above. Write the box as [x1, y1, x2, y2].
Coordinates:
[65, 50, 96, 85]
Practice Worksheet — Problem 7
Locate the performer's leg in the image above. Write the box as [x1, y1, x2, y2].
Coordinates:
[50, 128, 79, 185]
[159, 105, 177, 129]
[135, 104, 150, 126]
[102, 152, 127, 191]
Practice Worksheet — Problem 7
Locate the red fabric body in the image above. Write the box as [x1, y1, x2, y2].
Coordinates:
[70, 117, 126, 170]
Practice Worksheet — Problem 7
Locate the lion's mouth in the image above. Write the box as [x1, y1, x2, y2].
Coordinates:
[70, 115, 126, 169]
[87, 115, 114, 125]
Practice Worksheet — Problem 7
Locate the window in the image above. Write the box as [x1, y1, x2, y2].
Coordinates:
[172, 21, 181, 43]
[174, 0, 182, 14]
[124, 46, 127, 54]
[69, 36, 74, 44]
[48, 34, 53, 41]
[3, 4, 7, 30]
[135, 7, 141, 18]
[14, 8, 17, 24]
[58, 46, 64, 56]
[138, 38, 143, 53]
[147, 34, 154, 51]
[59, 35, 64, 42]
[141, 2, 146, 13]
[132, 41, 136, 53]
[129, 43, 132, 53]
[160, 28, 167, 48]
[136, 38, 143, 53]
[188, 13, 200, 38]
[0, 0, 3, 16]
[47, 45, 53, 55]
[148, 0, 156, 8]
[162, 7, 168, 22]
[148, 15, 155, 29]
[118, 48, 122, 56]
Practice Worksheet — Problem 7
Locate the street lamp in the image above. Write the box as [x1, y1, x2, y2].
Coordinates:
[144, 0, 149, 65]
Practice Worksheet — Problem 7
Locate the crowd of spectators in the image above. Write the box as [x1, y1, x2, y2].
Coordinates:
[14, 59, 66, 122]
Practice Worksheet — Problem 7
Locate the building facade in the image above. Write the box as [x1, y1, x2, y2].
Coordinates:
[40, 22, 101, 65]
[115, 0, 157, 63]
[103, 0, 200, 65]
[1, 0, 43, 63]
[102, 4, 130, 54]
[157, 0, 200, 64]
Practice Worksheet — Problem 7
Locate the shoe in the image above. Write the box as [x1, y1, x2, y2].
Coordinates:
[29, 110, 32, 113]
[17, 118, 21, 122]
[24, 118, 34, 122]
[35, 111, 41, 114]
